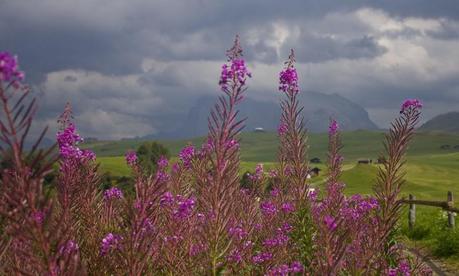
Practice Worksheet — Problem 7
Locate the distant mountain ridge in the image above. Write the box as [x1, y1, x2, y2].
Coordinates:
[147, 91, 378, 139]
[419, 112, 459, 133]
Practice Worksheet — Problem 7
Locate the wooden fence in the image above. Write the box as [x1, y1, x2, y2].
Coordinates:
[399, 191, 456, 229]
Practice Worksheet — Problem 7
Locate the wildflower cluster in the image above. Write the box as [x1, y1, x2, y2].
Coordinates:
[328, 119, 339, 135]
[401, 98, 423, 113]
[103, 187, 123, 201]
[100, 233, 122, 256]
[277, 122, 288, 136]
[0, 42, 432, 275]
[279, 67, 299, 94]
[57, 123, 96, 161]
[179, 145, 195, 169]
[59, 240, 79, 255]
[248, 163, 264, 182]
[0, 51, 24, 83]
[219, 59, 251, 90]
[125, 150, 137, 166]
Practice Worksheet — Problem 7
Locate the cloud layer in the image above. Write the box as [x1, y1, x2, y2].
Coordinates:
[1, 0, 459, 138]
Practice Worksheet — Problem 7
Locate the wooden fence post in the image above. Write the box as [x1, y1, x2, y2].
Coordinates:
[447, 191, 455, 228]
[408, 194, 415, 230]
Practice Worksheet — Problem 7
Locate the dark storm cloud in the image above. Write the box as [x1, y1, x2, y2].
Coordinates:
[0, 0, 458, 138]
[290, 34, 387, 63]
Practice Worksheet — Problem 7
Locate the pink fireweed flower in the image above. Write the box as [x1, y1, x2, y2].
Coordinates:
[263, 233, 289, 247]
[324, 215, 337, 231]
[329, 119, 339, 135]
[283, 165, 293, 176]
[103, 187, 123, 201]
[400, 98, 422, 113]
[227, 249, 243, 263]
[270, 188, 280, 197]
[267, 261, 303, 275]
[157, 155, 168, 169]
[171, 162, 180, 173]
[179, 145, 195, 169]
[173, 196, 195, 219]
[281, 223, 293, 233]
[100, 233, 122, 256]
[248, 163, 264, 181]
[202, 137, 215, 153]
[31, 211, 45, 225]
[228, 224, 248, 240]
[267, 264, 290, 275]
[281, 202, 295, 213]
[252, 252, 272, 264]
[155, 171, 170, 182]
[260, 201, 277, 216]
[59, 240, 79, 255]
[225, 139, 240, 150]
[277, 122, 288, 136]
[219, 58, 251, 90]
[0, 51, 25, 83]
[279, 67, 299, 94]
[160, 192, 174, 206]
[290, 261, 304, 273]
[139, 218, 154, 235]
[125, 150, 137, 166]
[268, 169, 278, 178]
[57, 123, 95, 161]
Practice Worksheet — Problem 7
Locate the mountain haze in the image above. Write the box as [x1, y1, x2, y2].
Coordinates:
[419, 112, 459, 133]
[149, 91, 378, 139]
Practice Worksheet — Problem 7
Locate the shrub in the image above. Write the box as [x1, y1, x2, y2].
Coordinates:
[136, 141, 170, 175]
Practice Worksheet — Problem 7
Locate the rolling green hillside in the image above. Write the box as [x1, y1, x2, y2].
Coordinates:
[91, 131, 459, 201]
[419, 112, 459, 133]
[85, 130, 459, 162]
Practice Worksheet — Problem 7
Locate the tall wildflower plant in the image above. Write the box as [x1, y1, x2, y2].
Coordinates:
[371, 99, 423, 273]
[198, 35, 253, 275]
[309, 119, 380, 274]
[277, 49, 309, 202]
[276, 50, 315, 269]
[0, 52, 84, 275]
[55, 103, 101, 273]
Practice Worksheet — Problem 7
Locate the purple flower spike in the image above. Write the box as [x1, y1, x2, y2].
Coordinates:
[279, 67, 299, 94]
[179, 145, 195, 169]
[59, 240, 79, 255]
[260, 201, 277, 216]
[0, 52, 25, 83]
[157, 155, 168, 169]
[125, 150, 137, 166]
[324, 215, 337, 231]
[103, 187, 123, 201]
[32, 211, 45, 225]
[100, 233, 122, 256]
[400, 98, 422, 113]
[278, 122, 288, 136]
[329, 119, 339, 135]
[219, 59, 251, 90]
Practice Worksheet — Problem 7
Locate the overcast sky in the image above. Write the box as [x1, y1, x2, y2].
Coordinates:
[1, 0, 459, 139]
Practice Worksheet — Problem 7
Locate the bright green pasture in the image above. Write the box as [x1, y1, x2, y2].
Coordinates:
[94, 131, 459, 200]
[96, 152, 459, 201]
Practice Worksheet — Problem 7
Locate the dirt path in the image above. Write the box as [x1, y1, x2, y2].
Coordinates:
[406, 246, 458, 275]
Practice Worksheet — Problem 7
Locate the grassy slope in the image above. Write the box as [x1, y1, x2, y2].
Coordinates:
[92, 131, 459, 200]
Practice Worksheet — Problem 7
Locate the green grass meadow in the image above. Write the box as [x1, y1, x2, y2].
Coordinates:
[90, 130, 459, 200]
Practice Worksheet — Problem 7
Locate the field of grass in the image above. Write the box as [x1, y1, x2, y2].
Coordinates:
[84, 130, 459, 161]
[92, 130, 459, 200]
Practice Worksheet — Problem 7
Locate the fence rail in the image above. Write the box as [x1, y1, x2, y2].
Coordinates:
[398, 191, 456, 229]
